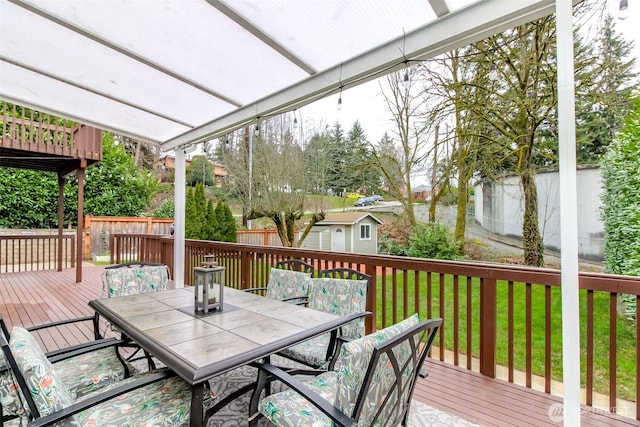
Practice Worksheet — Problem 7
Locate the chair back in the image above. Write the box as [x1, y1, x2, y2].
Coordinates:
[274, 259, 314, 274]
[263, 260, 314, 302]
[310, 268, 371, 339]
[334, 316, 442, 425]
[102, 262, 170, 297]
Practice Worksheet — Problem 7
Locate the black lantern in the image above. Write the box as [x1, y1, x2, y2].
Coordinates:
[194, 260, 224, 313]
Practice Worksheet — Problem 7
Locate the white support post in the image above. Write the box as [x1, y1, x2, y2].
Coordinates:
[248, 126, 253, 230]
[556, 0, 581, 425]
[174, 148, 186, 288]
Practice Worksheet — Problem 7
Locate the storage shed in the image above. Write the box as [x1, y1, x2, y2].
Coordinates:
[300, 212, 383, 254]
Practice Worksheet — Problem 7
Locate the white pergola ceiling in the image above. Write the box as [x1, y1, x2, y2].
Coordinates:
[0, 0, 557, 152]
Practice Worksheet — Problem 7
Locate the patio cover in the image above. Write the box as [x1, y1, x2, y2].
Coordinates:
[1, 0, 583, 423]
[1, 0, 562, 152]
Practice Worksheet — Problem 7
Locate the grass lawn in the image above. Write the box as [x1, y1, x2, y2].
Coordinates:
[375, 272, 637, 401]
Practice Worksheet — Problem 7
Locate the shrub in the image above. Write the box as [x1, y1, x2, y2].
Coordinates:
[378, 231, 406, 256]
[406, 222, 462, 260]
[152, 200, 174, 219]
[600, 99, 640, 319]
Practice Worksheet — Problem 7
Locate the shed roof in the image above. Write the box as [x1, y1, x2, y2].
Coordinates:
[313, 212, 383, 226]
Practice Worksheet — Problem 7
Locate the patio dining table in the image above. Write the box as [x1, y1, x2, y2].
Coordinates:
[89, 286, 359, 426]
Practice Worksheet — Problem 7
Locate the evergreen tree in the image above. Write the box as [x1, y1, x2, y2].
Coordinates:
[204, 199, 217, 241]
[185, 187, 198, 239]
[215, 200, 237, 242]
[325, 123, 349, 194]
[347, 121, 380, 194]
[193, 183, 207, 238]
[223, 202, 237, 243]
[576, 14, 637, 163]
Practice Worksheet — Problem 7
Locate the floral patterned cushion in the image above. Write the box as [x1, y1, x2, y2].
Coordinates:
[265, 268, 312, 301]
[139, 265, 171, 293]
[308, 277, 368, 339]
[55, 346, 135, 398]
[0, 368, 28, 417]
[258, 371, 338, 427]
[259, 316, 421, 427]
[0, 346, 135, 418]
[279, 334, 331, 369]
[103, 264, 170, 297]
[72, 373, 191, 426]
[279, 277, 367, 369]
[334, 314, 420, 422]
[9, 327, 74, 417]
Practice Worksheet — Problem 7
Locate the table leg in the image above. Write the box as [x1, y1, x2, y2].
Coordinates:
[249, 356, 271, 427]
[248, 364, 270, 427]
[190, 383, 204, 427]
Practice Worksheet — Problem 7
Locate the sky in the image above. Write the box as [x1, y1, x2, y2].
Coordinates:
[300, 0, 640, 147]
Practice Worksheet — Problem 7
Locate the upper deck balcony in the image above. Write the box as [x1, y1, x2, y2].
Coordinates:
[0, 103, 101, 176]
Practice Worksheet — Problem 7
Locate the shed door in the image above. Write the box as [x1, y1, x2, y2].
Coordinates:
[331, 226, 345, 252]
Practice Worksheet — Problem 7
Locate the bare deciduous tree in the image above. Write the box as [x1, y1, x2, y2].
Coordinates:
[372, 70, 433, 227]
[245, 116, 325, 247]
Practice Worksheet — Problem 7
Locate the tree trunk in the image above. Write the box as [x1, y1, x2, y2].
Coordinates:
[455, 171, 468, 244]
[428, 125, 439, 223]
[520, 151, 544, 266]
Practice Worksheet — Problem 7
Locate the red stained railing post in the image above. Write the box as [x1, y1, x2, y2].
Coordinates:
[480, 277, 497, 378]
[241, 250, 251, 290]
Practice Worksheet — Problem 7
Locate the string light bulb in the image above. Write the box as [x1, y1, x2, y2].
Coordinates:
[293, 116, 298, 126]
[619, 0, 629, 20]
[337, 87, 343, 111]
[489, 63, 498, 81]
[254, 118, 260, 135]
[403, 69, 410, 90]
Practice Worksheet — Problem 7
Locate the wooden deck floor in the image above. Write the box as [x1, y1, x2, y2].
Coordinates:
[1, 266, 639, 427]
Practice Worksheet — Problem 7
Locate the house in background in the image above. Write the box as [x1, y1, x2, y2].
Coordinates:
[412, 184, 433, 201]
[160, 156, 228, 187]
[300, 212, 383, 254]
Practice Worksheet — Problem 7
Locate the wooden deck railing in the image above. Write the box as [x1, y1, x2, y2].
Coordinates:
[1, 103, 101, 161]
[0, 234, 75, 272]
[110, 233, 640, 420]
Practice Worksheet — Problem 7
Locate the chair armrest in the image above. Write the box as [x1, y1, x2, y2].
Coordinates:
[242, 287, 268, 294]
[27, 314, 103, 340]
[282, 296, 308, 305]
[27, 369, 176, 427]
[46, 338, 127, 363]
[26, 315, 95, 332]
[258, 362, 356, 427]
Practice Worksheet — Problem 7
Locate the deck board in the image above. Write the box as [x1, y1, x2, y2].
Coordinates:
[1, 266, 638, 426]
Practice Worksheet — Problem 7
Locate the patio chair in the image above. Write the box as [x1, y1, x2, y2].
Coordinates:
[96, 261, 171, 368]
[200, 259, 316, 414]
[243, 259, 314, 303]
[0, 315, 134, 423]
[276, 267, 371, 370]
[0, 328, 195, 426]
[101, 261, 171, 298]
[254, 315, 443, 427]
